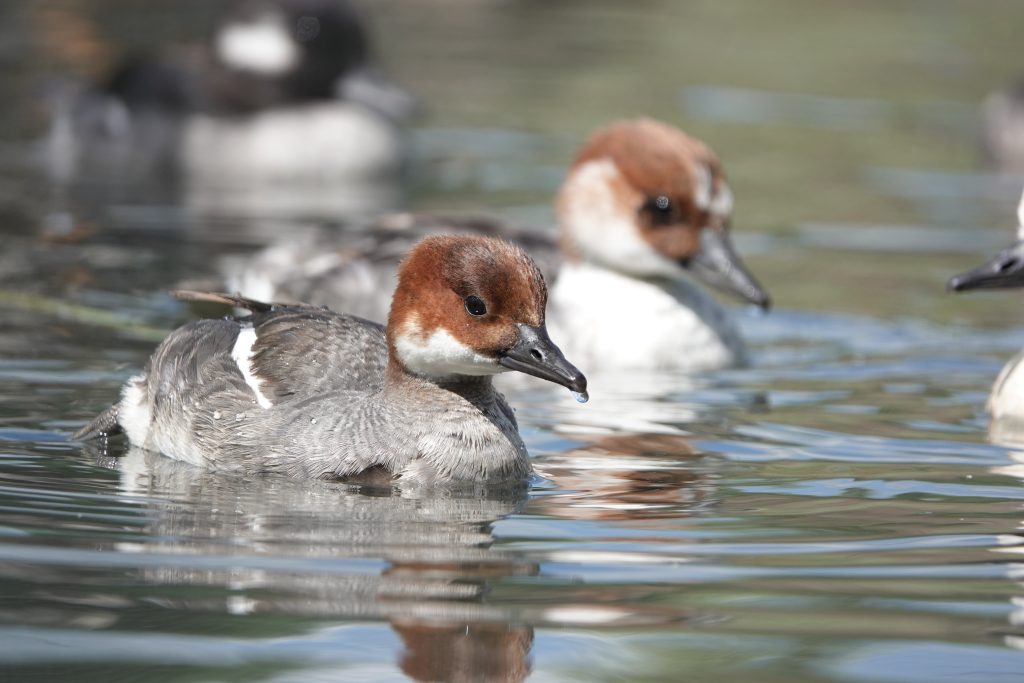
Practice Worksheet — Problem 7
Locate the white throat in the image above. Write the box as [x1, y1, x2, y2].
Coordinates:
[548, 261, 746, 372]
[232, 326, 274, 408]
[394, 317, 503, 378]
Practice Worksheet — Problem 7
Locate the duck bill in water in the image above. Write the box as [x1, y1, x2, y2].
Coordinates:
[499, 323, 587, 396]
[684, 228, 772, 310]
[948, 239, 1024, 292]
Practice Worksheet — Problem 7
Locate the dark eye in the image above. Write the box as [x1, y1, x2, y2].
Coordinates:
[464, 295, 487, 317]
[643, 195, 674, 225]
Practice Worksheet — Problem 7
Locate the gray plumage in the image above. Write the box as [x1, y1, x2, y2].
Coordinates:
[76, 293, 530, 486]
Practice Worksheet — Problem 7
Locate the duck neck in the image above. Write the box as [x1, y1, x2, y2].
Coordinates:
[377, 341, 528, 485]
[383, 345, 497, 404]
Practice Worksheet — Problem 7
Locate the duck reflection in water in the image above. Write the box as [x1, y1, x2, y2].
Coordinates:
[536, 433, 715, 522]
[89, 446, 536, 682]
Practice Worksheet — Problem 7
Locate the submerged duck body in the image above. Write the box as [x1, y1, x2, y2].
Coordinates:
[949, 189, 1024, 428]
[76, 236, 586, 485]
[227, 118, 770, 372]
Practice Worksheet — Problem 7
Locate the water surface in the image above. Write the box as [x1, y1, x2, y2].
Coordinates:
[3, 1, 1024, 681]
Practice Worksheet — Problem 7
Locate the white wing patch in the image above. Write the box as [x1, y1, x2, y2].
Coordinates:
[232, 326, 274, 409]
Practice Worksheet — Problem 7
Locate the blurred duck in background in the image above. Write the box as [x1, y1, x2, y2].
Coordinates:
[226, 118, 771, 372]
[45, 0, 416, 221]
[949, 187, 1024, 436]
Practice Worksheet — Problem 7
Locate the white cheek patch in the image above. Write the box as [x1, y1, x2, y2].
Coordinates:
[395, 318, 501, 378]
[216, 15, 300, 75]
[232, 326, 274, 409]
[561, 159, 679, 278]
